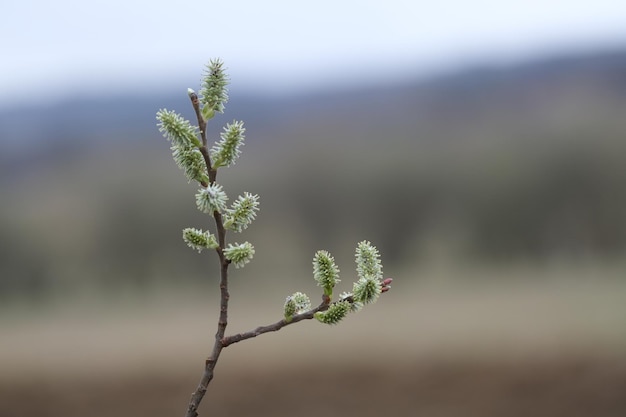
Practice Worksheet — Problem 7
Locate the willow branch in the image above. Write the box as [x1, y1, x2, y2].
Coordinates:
[184, 93, 230, 417]
[170, 67, 390, 417]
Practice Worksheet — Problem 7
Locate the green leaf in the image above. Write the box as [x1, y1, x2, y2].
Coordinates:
[202, 105, 215, 121]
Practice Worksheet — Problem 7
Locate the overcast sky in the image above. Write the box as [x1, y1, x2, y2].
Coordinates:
[2, 0, 626, 107]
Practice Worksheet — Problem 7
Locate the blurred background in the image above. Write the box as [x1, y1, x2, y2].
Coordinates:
[2, 1, 626, 416]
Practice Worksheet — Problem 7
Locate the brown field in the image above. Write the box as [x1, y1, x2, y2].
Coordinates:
[2, 356, 626, 417]
[2, 273, 626, 417]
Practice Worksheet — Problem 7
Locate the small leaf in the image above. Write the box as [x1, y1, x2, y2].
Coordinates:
[202, 105, 215, 120]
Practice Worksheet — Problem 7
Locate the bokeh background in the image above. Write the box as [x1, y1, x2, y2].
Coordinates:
[2, 1, 626, 416]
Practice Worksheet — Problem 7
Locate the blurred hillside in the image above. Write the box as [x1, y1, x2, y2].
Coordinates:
[1, 48, 626, 304]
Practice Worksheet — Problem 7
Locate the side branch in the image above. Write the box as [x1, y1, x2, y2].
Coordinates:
[221, 300, 330, 347]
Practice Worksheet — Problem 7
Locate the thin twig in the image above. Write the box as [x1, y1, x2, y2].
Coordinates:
[189, 91, 216, 186]
[184, 255, 229, 417]
[222, 299, 330, 347]
[189, 92, 207, 148]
